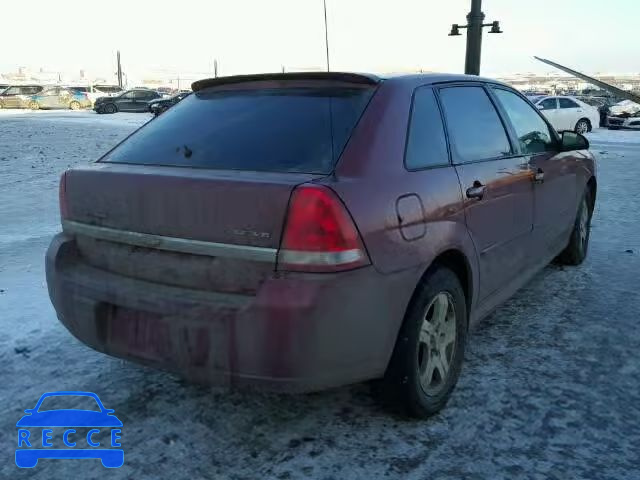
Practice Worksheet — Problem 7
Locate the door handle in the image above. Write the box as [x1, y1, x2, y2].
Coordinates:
[466, 181, 486, 200]
[533, 168, 545, 184]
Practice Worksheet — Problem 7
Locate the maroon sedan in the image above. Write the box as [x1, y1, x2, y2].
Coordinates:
[47, 72, 596, 417]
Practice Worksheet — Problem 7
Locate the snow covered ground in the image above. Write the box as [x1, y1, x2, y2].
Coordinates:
[1, 113, 639, 479]
[586, 128, 640, 145]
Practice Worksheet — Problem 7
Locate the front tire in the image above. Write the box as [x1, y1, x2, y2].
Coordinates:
[103, 103, 117, 114]
[575, 119, 590, 134]
[383, 266, 467, 418]
[557, 189, 593, 265]
[69, 100, 81, 110]
[29, 101, 40, 110]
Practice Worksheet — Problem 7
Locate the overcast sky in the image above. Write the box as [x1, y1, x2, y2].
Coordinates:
[1, 0, 637, 79]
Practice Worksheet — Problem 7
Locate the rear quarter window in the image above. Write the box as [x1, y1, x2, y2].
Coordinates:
[102, 86, 374, 174]
[405, 87, 449, 169]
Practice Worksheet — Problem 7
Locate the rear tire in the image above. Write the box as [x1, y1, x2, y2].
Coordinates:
[383, 266, 467, 418]
[557, 189, 593, 265]
[69, 100, 81, 110]
[575, 118, 590, 134]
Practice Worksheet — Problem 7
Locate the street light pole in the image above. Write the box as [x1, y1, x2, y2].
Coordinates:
[116, 50, 123, 88]
[323, 0, 330, 72]
[464, 0, 484, 76]
[449, 0, 502, 76]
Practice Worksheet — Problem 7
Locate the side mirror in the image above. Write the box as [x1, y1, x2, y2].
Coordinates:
[536, 104, 544, 110]
[561, 130, 589, 151]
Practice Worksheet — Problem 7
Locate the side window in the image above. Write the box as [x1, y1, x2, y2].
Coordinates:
[405, 87, 449, 169]
[438, 86, 512, 163]
[134, 90, 152, 100]
[559, 98, 579, 109]
[539, 98, 557, 110]
[493, 89, 556, 154]
[4, 87, 20, 95]
[122, 91, 135, 99]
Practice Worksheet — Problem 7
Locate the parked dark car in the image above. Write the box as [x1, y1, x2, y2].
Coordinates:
[148, 91, 190, 115]
[28, 87, 92, 110]
[94, 89, 161, 113]
[47, 72, 596, 418]
[0, 85, 44, 108]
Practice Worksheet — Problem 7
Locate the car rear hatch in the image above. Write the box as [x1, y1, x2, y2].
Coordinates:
[60, 73, 378, 294]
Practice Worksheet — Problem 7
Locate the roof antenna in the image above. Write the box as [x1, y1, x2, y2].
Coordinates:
[323, 0, 330, 72]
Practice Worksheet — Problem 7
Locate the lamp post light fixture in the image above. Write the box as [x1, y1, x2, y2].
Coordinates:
[449, 0, 502, 75]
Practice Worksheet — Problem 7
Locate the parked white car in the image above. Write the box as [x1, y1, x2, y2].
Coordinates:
[528, 95, 599, 134]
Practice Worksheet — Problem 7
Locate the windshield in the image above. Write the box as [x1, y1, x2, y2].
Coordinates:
[102, 86, 374, 174]
[37, 395, 101, 412]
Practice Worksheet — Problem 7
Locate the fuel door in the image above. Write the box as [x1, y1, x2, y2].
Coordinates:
[395, 194, 426, 241]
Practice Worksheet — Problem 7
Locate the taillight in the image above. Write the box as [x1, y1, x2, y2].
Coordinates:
[59, 172, 68, 220]
[277, 184, 370, 272]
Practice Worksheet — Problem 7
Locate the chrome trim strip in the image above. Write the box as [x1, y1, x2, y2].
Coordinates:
[62, 220, 277, 263]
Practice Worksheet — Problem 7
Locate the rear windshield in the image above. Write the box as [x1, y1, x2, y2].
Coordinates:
[101, 86, 375, 174]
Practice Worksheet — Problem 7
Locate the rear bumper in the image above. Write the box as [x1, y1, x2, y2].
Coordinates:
[46, 234, 416, 392]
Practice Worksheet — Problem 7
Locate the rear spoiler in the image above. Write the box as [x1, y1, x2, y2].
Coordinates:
[192, 72, 381, 92]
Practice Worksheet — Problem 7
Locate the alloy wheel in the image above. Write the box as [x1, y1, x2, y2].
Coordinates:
[417, 292, 457, 395]
[576, 120, 589, 134]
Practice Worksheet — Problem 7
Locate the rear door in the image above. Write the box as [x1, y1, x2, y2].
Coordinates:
[558, 97, 582, 131]
[491, 87, 577, 259]
[39, 88, 59, 108]
[133, 90, 158, 111]
[438, 84, 534, 301]
[537, 97, 560, 130]
[57, 88, 73, 108]
[115, 91, 136, 111]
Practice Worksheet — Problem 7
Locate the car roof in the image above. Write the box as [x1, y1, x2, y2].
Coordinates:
[36, 390, 101, 400]
[191, 72, 512, 92]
